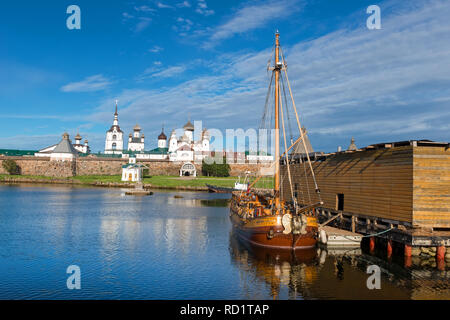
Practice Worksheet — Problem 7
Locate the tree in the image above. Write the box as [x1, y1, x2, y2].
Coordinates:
[2, 159, 19, 175]
[202, 157, 230, 177]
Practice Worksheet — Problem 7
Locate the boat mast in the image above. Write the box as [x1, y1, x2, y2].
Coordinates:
[274, 31, 281, 208]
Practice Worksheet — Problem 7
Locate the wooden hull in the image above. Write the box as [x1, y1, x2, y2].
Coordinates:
[230, 208, 318, 250]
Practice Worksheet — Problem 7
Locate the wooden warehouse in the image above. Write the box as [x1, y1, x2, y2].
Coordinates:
[281, 140, 450, 246]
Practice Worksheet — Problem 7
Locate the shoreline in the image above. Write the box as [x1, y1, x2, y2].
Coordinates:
[0, 176, 210, 191]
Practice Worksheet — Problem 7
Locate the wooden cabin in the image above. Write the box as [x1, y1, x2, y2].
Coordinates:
[281, 140, 450, 231]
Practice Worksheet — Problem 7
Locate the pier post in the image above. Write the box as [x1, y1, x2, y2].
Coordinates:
[436, 245, 446, 260]
[370, 237, 375, 252]
[404, 244, 412, 257]
[437, 244, 446, 271]
[387, 240, 393, 258]
[404, 255, 412, 268]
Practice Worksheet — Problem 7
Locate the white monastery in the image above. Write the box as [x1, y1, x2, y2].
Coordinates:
[105, 103, 211, 162]
[32, 102, 270, 177]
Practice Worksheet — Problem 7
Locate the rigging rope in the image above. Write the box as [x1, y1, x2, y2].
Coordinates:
[280, 46, 322, 204]
[259, 72, 274, 130]
[279, 81, 297, 211]
[280, 72, 294, 146]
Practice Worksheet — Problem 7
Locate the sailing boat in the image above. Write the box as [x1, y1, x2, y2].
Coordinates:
[229, 32, 323, 250]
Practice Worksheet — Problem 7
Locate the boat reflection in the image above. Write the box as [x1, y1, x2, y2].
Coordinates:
[229, 230, 318, 299]
[167, 196, 230, 208]
[229, 231, 446, 299]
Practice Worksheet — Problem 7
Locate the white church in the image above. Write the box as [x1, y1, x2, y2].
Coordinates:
[104, 103, 211, 163]
[127, 124, 145, 152]
[167, 121, 210, 162]
[104, 101, 124, 155]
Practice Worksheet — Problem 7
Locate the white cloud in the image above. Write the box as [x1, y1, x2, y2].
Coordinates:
[177, 1, 191, 8]
[196, 0, 214, 16]
[83, 0, 450, 152]
[204, 0, 301, 47]
[122, 12, 134, 20]
[134, 17, 152, 33]
[61, 74, 113, 93]
[134, 5, 156, 13]
[149, 45, 163, 53]
[150, 65, 187, 78]
[173, 17, 194, 35]
[135, 64, 187, 82]
[157, 2, 173, 9]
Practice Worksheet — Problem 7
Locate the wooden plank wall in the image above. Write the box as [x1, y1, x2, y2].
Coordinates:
[413, 146, 450, 228]
[281, 146, 414, 223]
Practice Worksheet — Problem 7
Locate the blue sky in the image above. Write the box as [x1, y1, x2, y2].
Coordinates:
[0, 0, 449, 153]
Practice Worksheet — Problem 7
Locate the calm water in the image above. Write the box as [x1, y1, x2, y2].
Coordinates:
[0, 184, 448, 300]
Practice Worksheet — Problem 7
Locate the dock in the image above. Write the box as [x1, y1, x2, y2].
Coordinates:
[319, 226, 362, 247]
[125, 189, 153, 195]
[125, 182, 153, 196]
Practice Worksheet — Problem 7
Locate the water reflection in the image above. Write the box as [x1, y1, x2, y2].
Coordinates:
[229, 231, 318, 299]
[167, 196, 230, 208]
[0, 184, 448, 299]
[229, 232, 449, 299]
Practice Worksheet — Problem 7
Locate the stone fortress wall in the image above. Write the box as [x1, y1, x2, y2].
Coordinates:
[0, 156, 270, 178]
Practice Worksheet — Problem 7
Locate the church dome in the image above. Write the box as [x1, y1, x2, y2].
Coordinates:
[183, 120, 194, 131]
[348, 137, 357, 151]
[133, 124, 141, 131]
[75, 133, 82, 140]
[158, 130, 167, 140]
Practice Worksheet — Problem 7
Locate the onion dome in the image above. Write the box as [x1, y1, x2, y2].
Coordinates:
[348, 137, 357, 151]
[133, 124, 141, 131]
[158, 129, 167, 140]
[183, 120, 194, 131]
[201, 128, 209, 138]
[75, 133, 82, 140]
[107, 125, 123, 133]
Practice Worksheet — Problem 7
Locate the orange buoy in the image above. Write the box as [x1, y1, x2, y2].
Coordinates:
[370, 237, 375, 252]
[404, 244, 412, 257]
[437, 258, 445, 271]
[404, 256, 412, 268]
[387, 240, 393, 257]
[436, 245, 446, 260]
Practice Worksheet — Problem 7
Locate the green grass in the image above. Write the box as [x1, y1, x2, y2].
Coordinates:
[143, 176, 273, 188]
[0, 174, 62, 180]
[71, 175, 122, 183]
[143, 176, 237, 188]
[0, 174, 274, 189]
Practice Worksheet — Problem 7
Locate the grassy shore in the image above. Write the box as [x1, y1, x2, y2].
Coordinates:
[0, 174, 274, 189]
